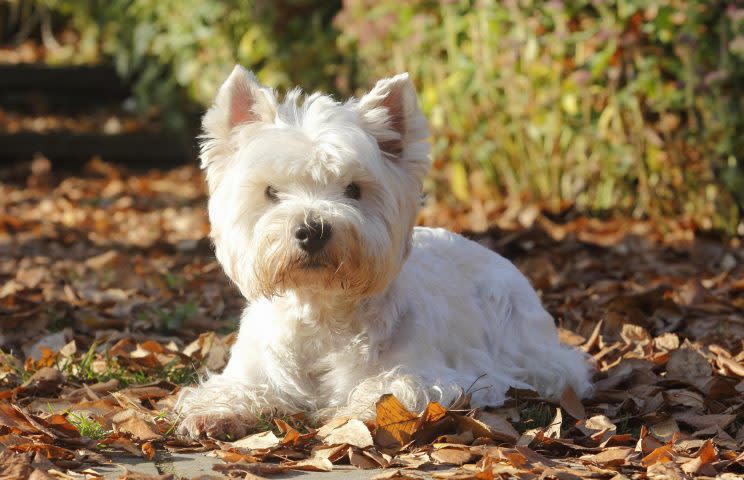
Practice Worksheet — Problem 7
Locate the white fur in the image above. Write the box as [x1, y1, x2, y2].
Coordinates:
[176, 66, 592, 439]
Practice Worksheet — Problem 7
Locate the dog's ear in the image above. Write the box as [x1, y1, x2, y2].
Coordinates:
[200, 66, 275, 189]
[208, 65, 275, 133]
[358, 73, 429, 166]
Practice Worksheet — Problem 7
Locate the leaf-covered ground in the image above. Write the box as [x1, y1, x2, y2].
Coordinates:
[1, 159, 743, 479]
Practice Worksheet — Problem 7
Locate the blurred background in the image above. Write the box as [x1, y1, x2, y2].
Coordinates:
[1, 0, 743, 234]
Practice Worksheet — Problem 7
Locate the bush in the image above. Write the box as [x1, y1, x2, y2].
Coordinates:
[336, 0, 744, 231]
[7, 0, 744, 231]
[30, 0, 342, 127]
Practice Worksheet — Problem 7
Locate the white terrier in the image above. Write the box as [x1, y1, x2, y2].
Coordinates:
[176, 66, 592, 439]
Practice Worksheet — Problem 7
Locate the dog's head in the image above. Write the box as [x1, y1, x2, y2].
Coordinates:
[200, 66, 430, 300]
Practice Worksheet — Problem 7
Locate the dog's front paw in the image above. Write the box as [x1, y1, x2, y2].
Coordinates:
[178, 413, 251, 441]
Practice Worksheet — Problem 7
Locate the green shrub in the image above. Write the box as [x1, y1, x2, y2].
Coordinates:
[32, 0, 341, 128]
[8, 0, 744, 231]
[336, 0, 744, 231]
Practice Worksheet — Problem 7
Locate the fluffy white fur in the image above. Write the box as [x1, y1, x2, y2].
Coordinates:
[176, 65, 592, 439]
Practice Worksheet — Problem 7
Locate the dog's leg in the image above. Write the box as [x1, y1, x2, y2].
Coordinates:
[340, 367, 468, 417]
[175, 374, 276, 440]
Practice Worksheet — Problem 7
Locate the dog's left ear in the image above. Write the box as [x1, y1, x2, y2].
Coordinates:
[201, 65, 276, 191]
[358, 73, 429, 169]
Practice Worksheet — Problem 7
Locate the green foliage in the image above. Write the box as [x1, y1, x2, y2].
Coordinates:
[37, 0, 341, 128]
[17, 0, 744, 230]
[56, 342, 198, 386]
[337, 0, 744, 230]
[66, 411, 111, 440]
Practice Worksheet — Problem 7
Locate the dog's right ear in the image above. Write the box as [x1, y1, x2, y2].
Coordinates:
[200, 66, 275, 186]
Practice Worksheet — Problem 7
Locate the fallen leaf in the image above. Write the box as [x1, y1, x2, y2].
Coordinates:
[229, 430, 280, 451]
[544, 407, 562, 439]
[559, 387, 585, 420]
[650, 418, 679, 443]
[374, 394, 418, 450]
[141, 441, 156, 460]
[317, 418, 373, 448]
[641, 444, 676, 467]
[430, 446, 473, 465]
[456, 414, 518, 444]
[285, 457, 333, 472]
[348, 448, 379, 469]
[582, 446, 633, 466]
[681, 439, 717, 475]
[20, 367, 63, 396]
[666, 344, 713, 390]
[114, 415, 162, 442]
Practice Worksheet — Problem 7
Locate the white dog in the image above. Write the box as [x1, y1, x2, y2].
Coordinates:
[176, 66, 592, 439]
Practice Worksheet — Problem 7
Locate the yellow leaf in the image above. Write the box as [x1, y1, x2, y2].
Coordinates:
[374, 394, 417, 450]
[449, 162, 469, 203]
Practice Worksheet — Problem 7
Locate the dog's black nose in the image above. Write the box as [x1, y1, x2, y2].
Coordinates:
[294, 219, 332, 254]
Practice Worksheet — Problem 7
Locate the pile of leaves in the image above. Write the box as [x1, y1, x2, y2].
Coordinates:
[1, 160, 743, 478]
[0, 108, 162, 135]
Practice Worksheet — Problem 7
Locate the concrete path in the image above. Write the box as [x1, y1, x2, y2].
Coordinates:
[96, 452, 454, 479]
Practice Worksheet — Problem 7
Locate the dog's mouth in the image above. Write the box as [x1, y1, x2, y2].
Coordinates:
[300, 260, 326, 270]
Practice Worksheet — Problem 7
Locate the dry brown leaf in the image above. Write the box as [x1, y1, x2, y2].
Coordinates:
[101, 434, 143, 457]
[581, 446, 633, 466]
[717, 356, 744, 377]
[229, 430, 280, 451]
[662, 389, 704, 409]
[114, 415, 162, 442]
[472, 411, 519, 443]
[0, 450, 34, 479]
[273, 417, 301, 446]
[390, 451, 431, 469]
[183, 332, 229, 371]
[620, 324, 651, 346]
[649, 418, 679, 443]
[213, 449, 259, 463]
[310, 444, 349, 463]
[417, 401, 448, 426]
[513, 445, 557, 467]
[654, 332, 680, 351]
[317, 418, 373, 448]
[544, 407, 562, 439]
[141, 441, 156, 460]
[559, 387, 585, 420]
[348, 448, 379, 469]
[285, 457, 333, 472]
[20, 367, 63, 396]
[456, 414, 518, 444]
[374, 394, 418, 450]
[29, 469, 57, 480]
[681, 439, 717, 475]
[646, 462, 686, 480]
[576, 415, 616, 444]
[361, 448, 390, 468]
[666, 344, 713, 390]
[0, 402, 37, 434]
[677, 412, 738, 432]
[11, 442, 76, 461]
[641, 444, 676, 467]
[431, 446, 474, 465]
[315, 416, 351, 437]
[372, 469, 423, 479]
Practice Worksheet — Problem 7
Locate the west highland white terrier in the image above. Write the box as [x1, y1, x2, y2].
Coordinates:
[176, 65, 592, 439]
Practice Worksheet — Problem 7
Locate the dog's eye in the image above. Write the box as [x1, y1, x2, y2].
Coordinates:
[344, 182, 361, 200]
[265, 186, 279, 202]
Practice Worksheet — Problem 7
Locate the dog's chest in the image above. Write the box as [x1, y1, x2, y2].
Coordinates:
[276, 320, 372, 401]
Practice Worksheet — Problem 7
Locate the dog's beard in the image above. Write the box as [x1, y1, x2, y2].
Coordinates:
[250, 227, 389, 299]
